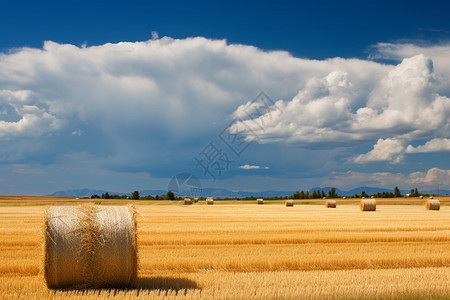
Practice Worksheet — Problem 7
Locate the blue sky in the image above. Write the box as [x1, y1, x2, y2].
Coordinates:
[0, 0, 449, 195]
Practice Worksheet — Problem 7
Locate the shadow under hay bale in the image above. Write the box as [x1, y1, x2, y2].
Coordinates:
[325, 200, 336, 208]
[134, 276, 199, 292]
[360, 199, 376, 211]
[426, 199, 440, 210]
[285, 199, 294, 207]
[44, 205, 138, 289]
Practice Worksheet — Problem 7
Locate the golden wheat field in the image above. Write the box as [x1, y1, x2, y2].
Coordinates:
[0, 196, 449, 299]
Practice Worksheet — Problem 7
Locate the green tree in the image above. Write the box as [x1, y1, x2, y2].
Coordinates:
[394, 186, 401, 198]
[328, 188, 337, 198]
[131, 190, 140, 200]
[415, 187, 419, 196]
[90, 194, 100, 199]
[166, 190, 175, 200]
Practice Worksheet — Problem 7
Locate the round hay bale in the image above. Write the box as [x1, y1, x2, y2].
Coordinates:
[360, 199, 376, 211]
[44, 205, 138, 289]
[325, 200, 336, 208]
[343, 196, 346, 199]
[323, 197, 326, 200]
[426, 199, 440, 210]
[184, 198, 192, 205]
[206, 197, 214, 205]
[285, 199, 294, 207]
[194, 198, 199, 203]
[257, 198, 263, 205]
[429, 196, 433, 199]
[419, 195, 423, 199]
[406, 194, 410, 198]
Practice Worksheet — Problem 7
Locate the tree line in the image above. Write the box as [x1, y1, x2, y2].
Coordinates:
[90, 187, 431, 200]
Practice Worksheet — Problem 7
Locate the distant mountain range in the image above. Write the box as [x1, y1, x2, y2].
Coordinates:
[48, 186, 449, 198]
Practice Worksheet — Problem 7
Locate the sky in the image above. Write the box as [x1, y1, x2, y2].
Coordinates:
[0, 0, 449, 195]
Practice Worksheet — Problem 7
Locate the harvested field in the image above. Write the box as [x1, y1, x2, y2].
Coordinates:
[0, 196, 449, 299]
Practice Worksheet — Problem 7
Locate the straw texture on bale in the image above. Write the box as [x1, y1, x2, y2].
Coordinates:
[426, 199, 440, 210]
[360, 199, 376, 211]
[285, 199, 294, 207]
[184, 198, 192, 205]
[257, 198, 264, 205]
[44, 205, 138, 289]
[325, 200, 336, 208]
[206, 197, 214, 205]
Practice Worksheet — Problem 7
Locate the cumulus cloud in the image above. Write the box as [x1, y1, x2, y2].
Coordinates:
[231, 53, 450, 163]
[405, 138, 450, 153]
[324, 168, 450, 190]
[354, 138, 405, 164]
[0, 36, 449, 186]
[239, 164, 260, 170]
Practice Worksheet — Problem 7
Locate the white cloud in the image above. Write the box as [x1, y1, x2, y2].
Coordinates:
[231, 53, 450, 163]
[323, 168, 450, 190]
[239, 164, 260, 170]
[0, 36, 449, 189]
[405, 138, 450, 153]
[354, 138, 405, 164]
[409, 168, 450, 185]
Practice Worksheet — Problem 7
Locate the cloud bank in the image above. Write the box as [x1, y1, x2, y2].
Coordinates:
[0, 37, 449, 193]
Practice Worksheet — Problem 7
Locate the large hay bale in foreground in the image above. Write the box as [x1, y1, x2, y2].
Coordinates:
[325, 200, 336, 208]
[206, 197, 214, 205]
[184, 198, 192, 205]
[44, 205, 138, 289]
[426, 199, 440, 210]
[285, 199, 294, 207]
[360, 199, 376, 211]
[257, 198, 264, 205]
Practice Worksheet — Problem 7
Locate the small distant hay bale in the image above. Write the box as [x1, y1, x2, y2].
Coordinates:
[360, 199, 376, 211]
[426, 199, 440, 210]
[362, 197, 366, 199]
[44, 205, 137, 289]
[184, 198, 192, 205]
[429, 196, 433, 199]
[206, 197, 214, 205]
[343, 196, 346, 199]
[257, 198, 264, 205]
[406, 194, 410, 198]
[323, 197, 326, 200]
[194, 198, 199, 203]
[285, 199, 294, 207]
[325, 200, 336, 208]
[419, 195, 423, 199]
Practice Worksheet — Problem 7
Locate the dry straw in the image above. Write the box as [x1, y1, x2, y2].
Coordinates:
[285, 199, 294, 207]
[360, 199, 376, 211]
[206, 197, 214, 205]
[325, 200, 336, 208]
[184, 198, 192, 205]
[44, 205, 138, 289]
[257, 198, 264, 205]
[426, 199, 440, 210]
